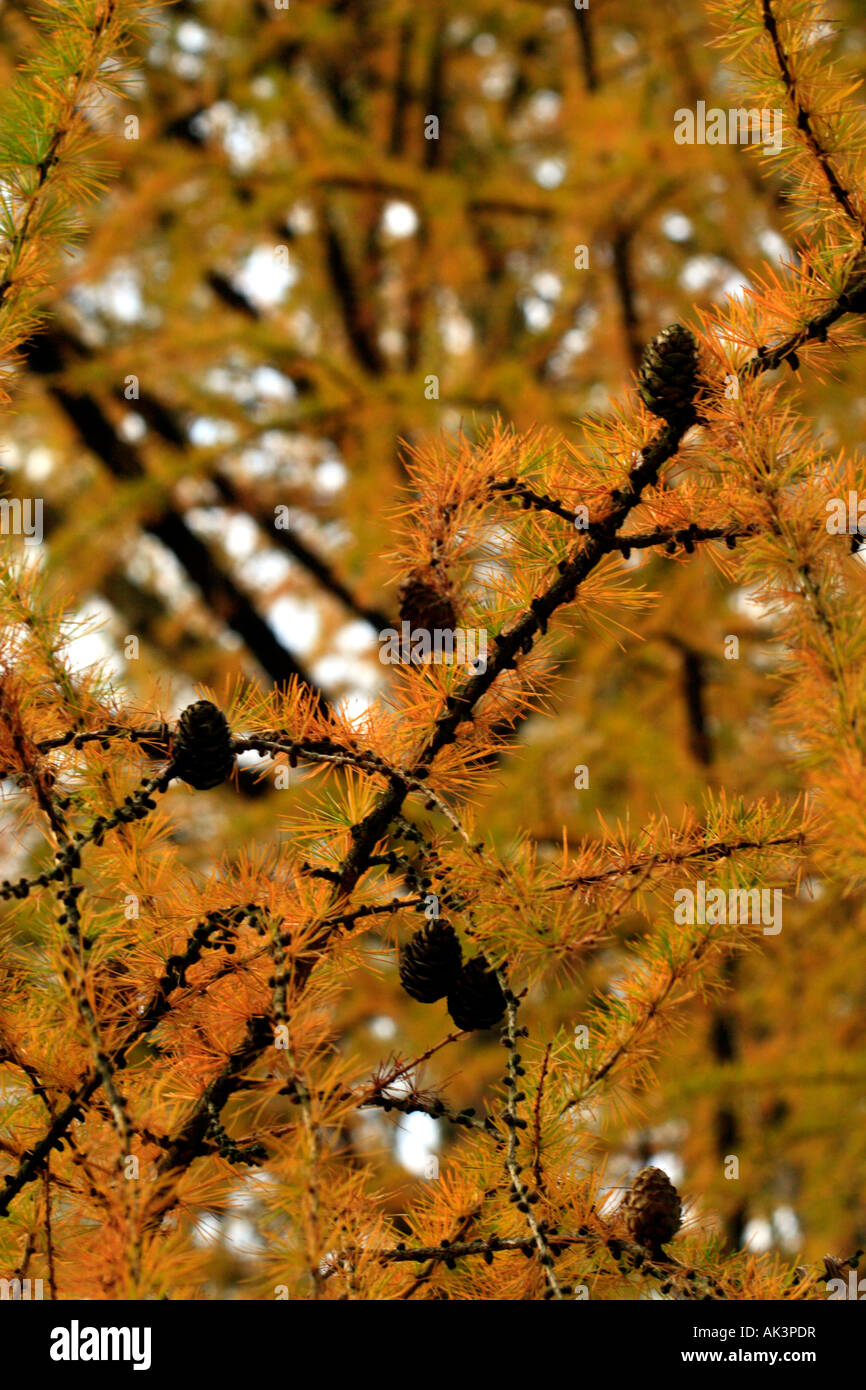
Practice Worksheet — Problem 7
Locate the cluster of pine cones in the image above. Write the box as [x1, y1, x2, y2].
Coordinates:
[399, 919, 506, 1031]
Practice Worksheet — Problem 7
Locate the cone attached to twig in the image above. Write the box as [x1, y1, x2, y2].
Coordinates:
[447, 955, 507, 1031]
[398, 568, 458, 634]
[399, 920, 463, 1003]
[172, 700, 235, 790]
[621, 1165, 682, 1254]
[638, 324, 699, 422]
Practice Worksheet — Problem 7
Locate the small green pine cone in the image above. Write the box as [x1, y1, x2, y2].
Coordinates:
[638, 324, 699, 421]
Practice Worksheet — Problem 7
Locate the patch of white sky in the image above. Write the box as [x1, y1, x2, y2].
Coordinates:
[742, 1207, 802, 1254]
[190, 101, 270, 173]
[521, 268, 563, 332]
[647, 1151, 684, 1189]
[187, 417, 238, 449]
[382, 201, 418, 239]
[174, 494, 382, 694]
[534, 156, 566, 190]
[57, 598, 126, 682]
[667, 198, 792, 308]
[204, 360, 297, 411]
[528, 89, 561, 125]
[436, 288, 474, 355]
[232, 244, 299, 310]
[192, 1206, 265, 1261]
[69, 265, 154, 329]
[548, 198, 791, 377]
[680, 253, 753, 304]
[728, 584, 778, 627]
[147, 16, 213, 84]
[368, 1014, 398, 1042]
[394, 1111, 441, 1177]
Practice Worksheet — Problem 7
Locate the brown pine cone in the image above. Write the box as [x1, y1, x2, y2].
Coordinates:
[172, 700, 235, 790]
[447, 955, 507, 1031]
[638, 324, 699, 422]
[621, 1165, 682, 1254]
[398, 569, 458, 634]
[399, 920, 463, 1003]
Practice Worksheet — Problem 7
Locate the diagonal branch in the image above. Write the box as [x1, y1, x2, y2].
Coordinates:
[761, 0, 864, 235]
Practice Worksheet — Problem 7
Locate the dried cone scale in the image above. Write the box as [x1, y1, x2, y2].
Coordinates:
[637, 323, 699, 422]
[621, 1165, 682, 1255]
[172, 700, 235, 790]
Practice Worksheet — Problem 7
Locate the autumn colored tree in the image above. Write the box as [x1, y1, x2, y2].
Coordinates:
[3, 0, 866, 1306]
